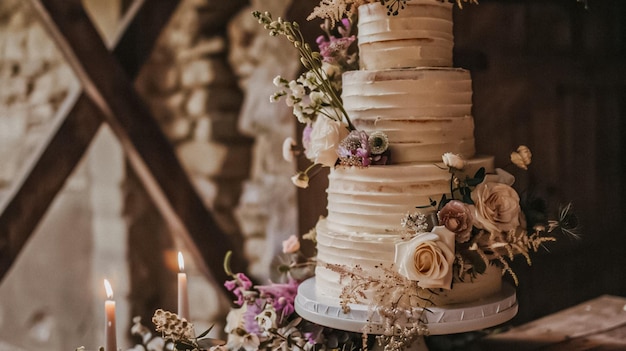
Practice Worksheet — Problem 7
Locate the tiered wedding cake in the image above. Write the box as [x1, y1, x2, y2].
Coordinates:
[314, 0, 502, 307]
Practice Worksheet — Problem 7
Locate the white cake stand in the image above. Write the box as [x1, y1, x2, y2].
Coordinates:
[294, 278, 518, 351]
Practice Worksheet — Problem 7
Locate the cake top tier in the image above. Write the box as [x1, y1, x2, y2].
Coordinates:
[358, 0, 454, 69]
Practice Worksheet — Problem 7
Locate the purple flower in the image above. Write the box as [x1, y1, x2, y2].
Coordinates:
[242, 302, 262, 336]
[255, 279, 299, 321]
[338, 130, 372, 166]
[224, 279, 237, 291]
[302, 124, 313, 152]
[225, 273, 254, 306]
[236, 273, 253, 290]
[316, 19, 356, 65]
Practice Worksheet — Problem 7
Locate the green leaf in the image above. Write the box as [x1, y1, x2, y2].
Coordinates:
[223, 251, 233, 277]
[465, 251, 487, 274]
[196, 325, 214, 339]
[473, 167, 486, 180]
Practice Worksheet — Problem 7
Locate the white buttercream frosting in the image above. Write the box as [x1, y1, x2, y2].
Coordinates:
[342, 68, 475, 163]
[358, 1, 454, 69]
[325, 157, 493, 233]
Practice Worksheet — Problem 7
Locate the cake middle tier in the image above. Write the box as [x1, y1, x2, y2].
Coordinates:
[342, 68, 476, 164]
[325, 156, 494, 234]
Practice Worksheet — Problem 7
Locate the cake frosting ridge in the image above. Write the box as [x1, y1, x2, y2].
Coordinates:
[357, 0, 454, 69]
[343, 68, 475, 163]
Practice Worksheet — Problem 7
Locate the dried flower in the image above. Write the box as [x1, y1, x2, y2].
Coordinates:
[401, 212, 428, 233]
[253, 11, 355, 130]
[510, 145, 532, 170]
[368, 130, 389, 155]
[338, 130, 371, 166]
[151, 309, 194, 341]
[291, 172, 310, 188]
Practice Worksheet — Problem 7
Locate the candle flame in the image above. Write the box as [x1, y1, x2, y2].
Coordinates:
[104, 279, 113, 299]
[178, 251, 185, 272]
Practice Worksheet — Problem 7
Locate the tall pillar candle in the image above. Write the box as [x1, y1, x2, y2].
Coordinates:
[104, 279, 117, 351]
[177, 251, 190, 320]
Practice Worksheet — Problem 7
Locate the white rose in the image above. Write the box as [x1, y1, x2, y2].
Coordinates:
[282, 137, 296, 162]
[394, 226, 456, 289]
[224, 305, 245, 333]
[304, 117, 349, 167]
[442, 152, 465, 170]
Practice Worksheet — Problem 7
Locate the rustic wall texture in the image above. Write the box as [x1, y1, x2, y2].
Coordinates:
[0, 0, 624, 349]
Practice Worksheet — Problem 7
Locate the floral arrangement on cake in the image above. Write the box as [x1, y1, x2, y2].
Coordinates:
[254, 10, 392, 189]
[426, 149, 576, 284]
[395, 147, 577, 288]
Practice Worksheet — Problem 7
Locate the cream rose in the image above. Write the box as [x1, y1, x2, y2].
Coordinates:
[394, 226, 455, 289]
[304, 116, 349, 167]
[442, 152, 465, 170]
[471, 182, 522, 233]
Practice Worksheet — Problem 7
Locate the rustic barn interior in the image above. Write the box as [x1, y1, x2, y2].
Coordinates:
[0, 0, 624, 350]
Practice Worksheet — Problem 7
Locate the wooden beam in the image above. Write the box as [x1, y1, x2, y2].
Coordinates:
[0, 0, 181, 282]
[27, 0, 249, 287]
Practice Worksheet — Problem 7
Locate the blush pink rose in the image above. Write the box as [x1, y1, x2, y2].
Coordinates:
[438, 200, 474, 243]
[471, 182, 522, 233]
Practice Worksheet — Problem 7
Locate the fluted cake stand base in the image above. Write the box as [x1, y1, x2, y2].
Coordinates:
[295, 278, 518, 350]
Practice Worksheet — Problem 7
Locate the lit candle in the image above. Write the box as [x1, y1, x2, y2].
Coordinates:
[104, 279, 117, 351]
[177, 251, 190, 320]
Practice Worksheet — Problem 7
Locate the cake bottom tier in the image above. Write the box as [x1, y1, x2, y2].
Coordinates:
[315, 218, 503, 308]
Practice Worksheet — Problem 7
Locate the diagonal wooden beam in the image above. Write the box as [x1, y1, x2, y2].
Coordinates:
[0, 0, 181, 282]
[27, 0, 249, 287]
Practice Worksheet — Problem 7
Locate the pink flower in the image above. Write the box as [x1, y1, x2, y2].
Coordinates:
[256, 279, 300, 321]
[282, 234, 301, 254]
[438, 200, 474, 243]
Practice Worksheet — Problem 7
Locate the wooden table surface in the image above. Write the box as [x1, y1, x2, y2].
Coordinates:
[470, 295, 626, 351]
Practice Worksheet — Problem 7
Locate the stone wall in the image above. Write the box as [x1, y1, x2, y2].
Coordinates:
[0, 1, 129, 350]
[0, 0, 78, 192]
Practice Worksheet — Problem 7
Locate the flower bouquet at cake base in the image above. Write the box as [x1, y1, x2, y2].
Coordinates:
[126, 235, 377, 351]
